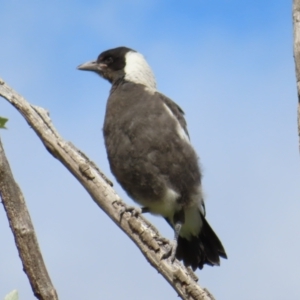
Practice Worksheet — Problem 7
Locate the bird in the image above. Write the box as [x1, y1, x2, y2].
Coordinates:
[77, 46, 227, 270]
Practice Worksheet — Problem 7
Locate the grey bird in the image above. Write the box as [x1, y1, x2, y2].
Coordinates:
[77, 46, 227, 270]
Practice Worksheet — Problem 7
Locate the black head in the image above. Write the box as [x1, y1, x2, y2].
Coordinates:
[77, 46, 156, 89]
[77, 46, 133, 83]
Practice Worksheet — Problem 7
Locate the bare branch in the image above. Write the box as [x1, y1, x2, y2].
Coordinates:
[0, 77, 214, 300]
[293, 0, 300, 152]
[0, 137, 58, 300]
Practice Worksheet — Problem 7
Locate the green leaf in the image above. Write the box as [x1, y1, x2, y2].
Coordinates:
[0, 116, 8, 129]
[4, 290, 18, 300]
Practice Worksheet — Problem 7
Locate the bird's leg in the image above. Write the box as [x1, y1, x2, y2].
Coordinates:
[141, 207, 150, 213]
[161, 209, 185, 263]
[162, 222, 182, 262]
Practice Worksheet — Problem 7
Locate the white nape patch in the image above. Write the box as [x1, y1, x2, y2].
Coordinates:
[124, 51, 157, 90]
[163, 103, 190, 143]
[179, 206, 202, 239]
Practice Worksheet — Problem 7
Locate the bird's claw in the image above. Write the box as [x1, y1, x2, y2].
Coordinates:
[161, 240, 177, 263]
[119, 205, 142, 219]
[112, 200, 142, 221]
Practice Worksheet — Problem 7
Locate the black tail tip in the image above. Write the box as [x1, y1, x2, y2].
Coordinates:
[176, 218, 227, 270]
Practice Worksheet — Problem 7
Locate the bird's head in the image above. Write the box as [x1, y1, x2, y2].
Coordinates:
[77, 46, 156, 90]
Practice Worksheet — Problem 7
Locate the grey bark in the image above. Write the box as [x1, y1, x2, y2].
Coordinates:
[0, 137, 58, 300]
[0, 77, 214, 300]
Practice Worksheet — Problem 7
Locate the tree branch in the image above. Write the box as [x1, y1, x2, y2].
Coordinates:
[0, 137, 58, 300]
[293, 0, 300, 152]
[0, 77, 214, 300]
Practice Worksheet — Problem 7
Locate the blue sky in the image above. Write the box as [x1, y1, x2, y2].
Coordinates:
[0, 1, 298, 299]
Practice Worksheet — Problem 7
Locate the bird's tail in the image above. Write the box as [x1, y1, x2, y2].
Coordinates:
[176, 216, 227, 270]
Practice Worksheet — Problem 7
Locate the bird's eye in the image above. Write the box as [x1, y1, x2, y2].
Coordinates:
[105, 57, 113, 64]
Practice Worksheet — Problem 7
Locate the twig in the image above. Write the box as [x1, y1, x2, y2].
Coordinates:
[293, 0, 300, 152]
[0, 137, 58, 300]
[0, 77, 215, 300]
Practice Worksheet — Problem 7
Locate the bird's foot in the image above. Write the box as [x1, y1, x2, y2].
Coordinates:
[161, 239, 177, 263]
[161, 221, 181, 263]
[120, 205, 142, 219]
[155, 236, 169, 246]
[112, 200, 142, 221]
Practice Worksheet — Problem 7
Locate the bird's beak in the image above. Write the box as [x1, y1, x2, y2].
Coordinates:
[77, 60, 101, 72]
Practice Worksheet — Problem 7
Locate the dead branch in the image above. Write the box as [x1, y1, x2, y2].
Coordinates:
[0, 137, 58, 300]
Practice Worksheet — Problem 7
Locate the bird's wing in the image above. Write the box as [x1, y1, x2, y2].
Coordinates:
[158, 93, 190, 139]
